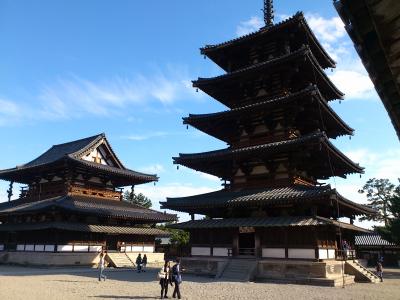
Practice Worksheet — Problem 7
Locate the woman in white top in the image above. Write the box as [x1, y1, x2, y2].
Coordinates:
[98, 252, 107, 281]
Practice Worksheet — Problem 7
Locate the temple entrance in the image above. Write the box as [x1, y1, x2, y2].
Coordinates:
[106, 235, 119, 251]
[238, 232, 255, 256]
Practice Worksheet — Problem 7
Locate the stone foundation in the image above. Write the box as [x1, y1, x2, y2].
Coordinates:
[181, 257, 229, 277]
[257, 259, 344, 280]
[180, 257, 345, 281]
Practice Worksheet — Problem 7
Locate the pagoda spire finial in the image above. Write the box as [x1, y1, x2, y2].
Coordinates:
[263, 0, 274, 27]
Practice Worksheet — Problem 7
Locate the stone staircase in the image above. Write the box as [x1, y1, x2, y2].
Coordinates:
[345, 260, 381, 283]
[219, 259, 257, 281]
[106, 252, 135, 268]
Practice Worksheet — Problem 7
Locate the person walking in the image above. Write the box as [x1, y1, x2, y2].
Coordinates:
[136, 253, 142, 273]
[158, 261, 173, 299]
[171, 258, 182, 299]
[98, 252, 107, 281]
[142, 254, 148, 272]
[376, 261, 383, 282]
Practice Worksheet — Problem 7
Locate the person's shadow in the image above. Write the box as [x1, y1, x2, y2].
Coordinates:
[92, 296, 155, 299]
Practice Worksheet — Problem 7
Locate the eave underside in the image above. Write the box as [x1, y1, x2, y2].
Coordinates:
[193, 48, 344, 107]
[184, 86, 353, 142]
[173, 132, 363, 180]
[0, 157, 157, 187]
[336, 0, 400, 141]
[168, 216, 371, 233]
[0, 195, 176, 223]
[161, 185, 375, 217]
[0, 222, 169, 236]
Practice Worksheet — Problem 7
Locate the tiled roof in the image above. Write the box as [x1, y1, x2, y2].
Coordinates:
[0, 222, 169, 236]
[23, 134, 105, 168]
[168, 216, 370, 233]
[184, 86, 354, 140]
[0, 195, 176, 222]
[200, 12, 335, 69]
[0, 133, 158, 185]
[161, 185, 375, 215]
[193, 47, 344, 102]
[355, 235, 398, 247]
[173, 132, 364, 178]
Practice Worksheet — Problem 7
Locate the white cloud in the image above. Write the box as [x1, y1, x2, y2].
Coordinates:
[0, 98, 22, 126]
[236, 16, 263, 36]
[0, 65, 200, 126]
[345, 148, 400, 182]
[305, 14, 346, 43]
[123, 131, 169, 141]
[139, 164, 165, 174]
[329, 70, 375, 100]
[304, 13, 376, 101]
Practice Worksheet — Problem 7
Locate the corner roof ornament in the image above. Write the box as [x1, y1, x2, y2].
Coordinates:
[264, 0, 274, 27]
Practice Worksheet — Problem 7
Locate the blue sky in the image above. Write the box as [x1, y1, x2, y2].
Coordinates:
[0, 1, 399, 226]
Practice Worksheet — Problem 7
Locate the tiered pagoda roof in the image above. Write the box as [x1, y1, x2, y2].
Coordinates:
[184, 86, 354, 141]
[163, 8, 375, 226]
[193, 47, 344, 107]
[173, 132, 363, 180]
[168, 216, 370, 233]
[161, 185, 374, 218]
[201, 12, 335, 71]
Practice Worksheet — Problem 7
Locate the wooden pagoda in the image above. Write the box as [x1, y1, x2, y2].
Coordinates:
[161, 10, 375, 263]
[0, 133, 176, 256]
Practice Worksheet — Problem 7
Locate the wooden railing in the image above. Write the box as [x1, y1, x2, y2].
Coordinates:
[336, 249, 356, 261]
[238, 248, 256, 256]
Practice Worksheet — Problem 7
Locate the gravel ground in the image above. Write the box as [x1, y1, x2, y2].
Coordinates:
[0, 266, 399, 300]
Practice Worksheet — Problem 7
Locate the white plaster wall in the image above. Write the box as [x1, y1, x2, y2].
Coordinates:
[191, 247, 211, 256]
[0, 244, 4, 251]
[89, 245, 102, 252]
[35, 245, 45, 252]
[74, 245, 89, 252]
[288, 248, 315, 259]
[328, 249, 336, 259]
[0, 252, 100, 266]
[25, 245, 34, 251]
[262, 248, 286, 258]
[16, 245, 24, 251]
[213, 247, 229, 257]
[132, 246, 144, 252]
[318, 249, 328, 259]
[57, 245, 73, 252]
[45, 245, 55, 252]
[143, 246, 154, 253]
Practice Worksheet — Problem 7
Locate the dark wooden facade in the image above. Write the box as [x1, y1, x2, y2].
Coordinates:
[0, 133, 176, 253]
[162, 10, 375, 260]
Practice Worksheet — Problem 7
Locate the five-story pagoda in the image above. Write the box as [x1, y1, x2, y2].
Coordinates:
[161, 2, 375, 263]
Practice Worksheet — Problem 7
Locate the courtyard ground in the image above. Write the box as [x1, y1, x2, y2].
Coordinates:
[0, 265, 399, 300]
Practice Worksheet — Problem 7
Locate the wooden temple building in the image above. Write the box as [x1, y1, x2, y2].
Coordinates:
[161, 2, 377, 283]
[0, 133, 175, 264]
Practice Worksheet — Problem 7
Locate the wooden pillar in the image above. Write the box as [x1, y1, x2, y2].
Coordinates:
[232, 230, 239, 257]
[284, 228, 288, 259]
[255, 229, 261, 258]
[314, 228, 319, 261]
[210, 230, 213, 257]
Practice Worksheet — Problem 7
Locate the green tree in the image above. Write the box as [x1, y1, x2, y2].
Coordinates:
[122, 189, 152, 208]
[377, 185, 400, 244]
[358, 178, 395, 225]
[157, 223, 189, 247]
